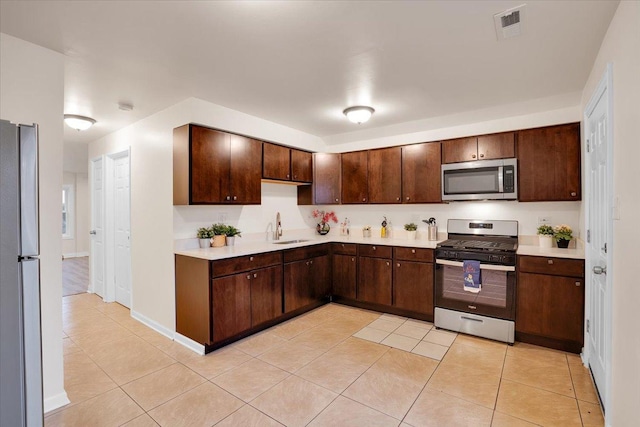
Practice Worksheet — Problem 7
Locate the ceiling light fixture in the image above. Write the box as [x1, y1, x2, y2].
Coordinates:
[63, 114, 96, 131]
[343, 106, 375, 124]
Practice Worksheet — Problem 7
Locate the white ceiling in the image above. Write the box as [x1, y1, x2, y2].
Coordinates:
[0, 1, 618, 146]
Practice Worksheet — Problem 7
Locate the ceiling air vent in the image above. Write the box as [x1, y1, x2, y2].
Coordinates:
[494, 4, 526, 41]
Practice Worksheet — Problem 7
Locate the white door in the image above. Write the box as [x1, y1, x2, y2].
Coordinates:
[113, 154, 131, 308]
[90, 157, 105, 298]
[585, 66, 612, 408]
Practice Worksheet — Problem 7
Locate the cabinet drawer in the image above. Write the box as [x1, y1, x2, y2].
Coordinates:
[284, 244, 330, 263]
[358, 244, 392, 259]
[393, 246, 434, 262]
[518, 256, 584, 278]
[331, 242, 357, 255]
[213, 251, 282, 278]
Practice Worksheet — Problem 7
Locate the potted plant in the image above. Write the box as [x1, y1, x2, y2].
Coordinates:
[537, 224, 554, 248]
[224, 225, 242, 246]
[311, 209, 338, 235]
[196, 226, 213, 248]
[404, 222, 418, 240]
[211, 223, 227, 247]
[554, 224, 573, 248]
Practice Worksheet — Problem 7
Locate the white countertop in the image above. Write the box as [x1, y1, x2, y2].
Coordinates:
[175, 233, 442, 261]
[176, 232, 585, 261]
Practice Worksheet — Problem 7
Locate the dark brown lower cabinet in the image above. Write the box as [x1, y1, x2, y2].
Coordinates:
[284, 255, 330, 313]
[516, 256, 585, 353]
[393, 260, 434, 315]
[212, 273, 252, 343]
[250, 265, 283, 327]
[332, 254, 357, 299]
[358, 256, 392, 305]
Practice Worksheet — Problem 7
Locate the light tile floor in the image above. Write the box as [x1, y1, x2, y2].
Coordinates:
[48, 293, 604, 426]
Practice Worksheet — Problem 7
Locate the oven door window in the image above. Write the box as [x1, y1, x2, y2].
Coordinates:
[443, 167, 500, 195]
[441, 264, 508, 308]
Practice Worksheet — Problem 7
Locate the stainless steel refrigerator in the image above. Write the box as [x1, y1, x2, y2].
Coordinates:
[0, 119, 44, 426]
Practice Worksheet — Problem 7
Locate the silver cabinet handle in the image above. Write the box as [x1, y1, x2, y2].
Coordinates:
[335, 198, 339, 202]
[472, 154, 477, 159]
[286, 174, 290, 178]
[310, 260, 313, 265]
[411, 249, 416, 253]
[548, 259, 554, 264]
[571, 192, 577, 197]
[406, 196, 410, 201]
[396, 197, 400, 201]
[372, 246, 376, 250]
[250, 256, 254, 261]
[89, 230, 97, 235]
[362, 198, 366, 202]
[306, 261, 309, 266]
[351, 257, 355, 262]
[246, 274, 251, 280]
[226, 195, 231, 201]
[480, 153, 485, 158]
[253, 273, 257, 278]
[386, 261, 390, 266]
[233, 196, 237, 201]
[593, 266, 607, 275]
[397, 263, 400, 267]
[575, 281, 581, 286]
[468, 305, 477, 310]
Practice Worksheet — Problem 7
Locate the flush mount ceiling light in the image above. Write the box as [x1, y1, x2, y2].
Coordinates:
[63, 114, 96, 131]
[343, 106, 375, 124]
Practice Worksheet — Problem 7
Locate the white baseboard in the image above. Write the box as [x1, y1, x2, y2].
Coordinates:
[44, 391, 70, 413]
[175, 333, 205, 355]
[62, 252, 89, 259]
[130, 309, 175, 340]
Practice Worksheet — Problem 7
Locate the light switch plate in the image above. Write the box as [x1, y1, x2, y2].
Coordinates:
[537, 216, 552, 225]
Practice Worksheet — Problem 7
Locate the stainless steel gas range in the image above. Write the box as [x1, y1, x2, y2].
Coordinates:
[434, 219, 518, 344]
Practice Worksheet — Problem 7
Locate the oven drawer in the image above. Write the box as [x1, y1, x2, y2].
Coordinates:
[518, 256, 584, 278]
[394, 247, 434, 262]
[358, 244, 392, 259]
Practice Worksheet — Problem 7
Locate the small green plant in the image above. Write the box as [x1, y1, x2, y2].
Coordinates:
[196, 227, 213, 239]
[404, 223, 418, 231]
[224, 225, 242, 237]
[211, 223, 228, 236]
[537, 224, 554, 236]
[553, 224, 573, 241]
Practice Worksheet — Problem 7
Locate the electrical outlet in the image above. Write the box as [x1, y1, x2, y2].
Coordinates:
[218, 213, 228, 223]
[537, 216, 552, 225]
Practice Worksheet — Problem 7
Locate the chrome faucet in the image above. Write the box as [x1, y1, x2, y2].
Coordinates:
[275, 212, 283, 240]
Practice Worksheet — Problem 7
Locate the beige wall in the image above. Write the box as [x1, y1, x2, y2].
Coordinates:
[581, 1, 640, 425]
[62, 171, 90, 257]
[0, 33, 67, 411]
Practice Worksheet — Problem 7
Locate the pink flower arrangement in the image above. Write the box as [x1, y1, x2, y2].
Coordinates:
[311, 209, 338, 225]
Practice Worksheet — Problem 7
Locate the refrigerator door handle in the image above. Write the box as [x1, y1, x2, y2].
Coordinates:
[19, 125, 39, 257]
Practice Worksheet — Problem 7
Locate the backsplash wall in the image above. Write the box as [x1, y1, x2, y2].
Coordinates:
[174, 182, 582, 240]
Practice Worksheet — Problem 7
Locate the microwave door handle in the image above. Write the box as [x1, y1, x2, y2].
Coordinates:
[435, 259, 515, 272]
[498, 166, 504, 193]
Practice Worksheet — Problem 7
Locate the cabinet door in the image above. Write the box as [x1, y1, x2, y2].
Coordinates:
[544, 276, 584, 342]
[393, 261, 433, 315]
[229, 135, 262, 204]
[212, 273, 251, 342]
[190, 126, 230, 203]
[251, 265, 283, 327]
[332, 254, 357, 299]
[310, 255, 331, 301]
[263, 143, 291, 180]
[477, 132, 515, 160]
[517, 123, 581, 202]
[358, 256, 392, 305]
[402, 142, 442, 203]
[341, 151, 369, 204]
[291, 149, 313, 183]
[515, 272, 546, 336]
[442, 137, 478, 163]
[368, 147, 402, 204]
[314, 153, 342, 204]
[284, 259, 311, 313]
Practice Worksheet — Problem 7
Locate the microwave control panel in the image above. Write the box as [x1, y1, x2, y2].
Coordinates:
[504, 166, 515, 193]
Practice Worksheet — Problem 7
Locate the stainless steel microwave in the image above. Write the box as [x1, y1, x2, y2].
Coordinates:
[441, 158, 517, 201]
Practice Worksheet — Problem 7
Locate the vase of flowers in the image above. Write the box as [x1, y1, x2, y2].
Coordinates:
[537, 224, 554, 248]
[404, 223, 418, 240]
[312, 209, 338, 235]
[554, 224, 573, 248]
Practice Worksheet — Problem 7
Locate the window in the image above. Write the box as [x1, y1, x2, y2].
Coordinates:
[62, 184, 74, 239]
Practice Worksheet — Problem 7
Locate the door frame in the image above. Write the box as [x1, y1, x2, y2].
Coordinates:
[104, 148, 131, 305]
[89, 155, 105, 297]
[583, 62, 613, 419]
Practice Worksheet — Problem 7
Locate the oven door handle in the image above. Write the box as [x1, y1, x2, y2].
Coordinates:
[435, 259, 515, 272]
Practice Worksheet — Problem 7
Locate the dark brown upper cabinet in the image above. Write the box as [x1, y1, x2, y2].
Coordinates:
[263, 142, 313, 183]
[517, 123, 581, 202]
[402, 142, 442, 203]
[368, 147, 402, 204]
[298, 153, 342, 205]
[341, 151, 369, 204]
[442, 132, 515, 164]
[173, 124, 262, 205]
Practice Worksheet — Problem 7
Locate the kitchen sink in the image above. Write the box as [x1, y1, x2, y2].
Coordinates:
[271, 239, 310, 245]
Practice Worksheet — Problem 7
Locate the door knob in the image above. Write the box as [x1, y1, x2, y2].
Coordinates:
[593, 266, 607, 275]
[89, 230, 97, 235]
